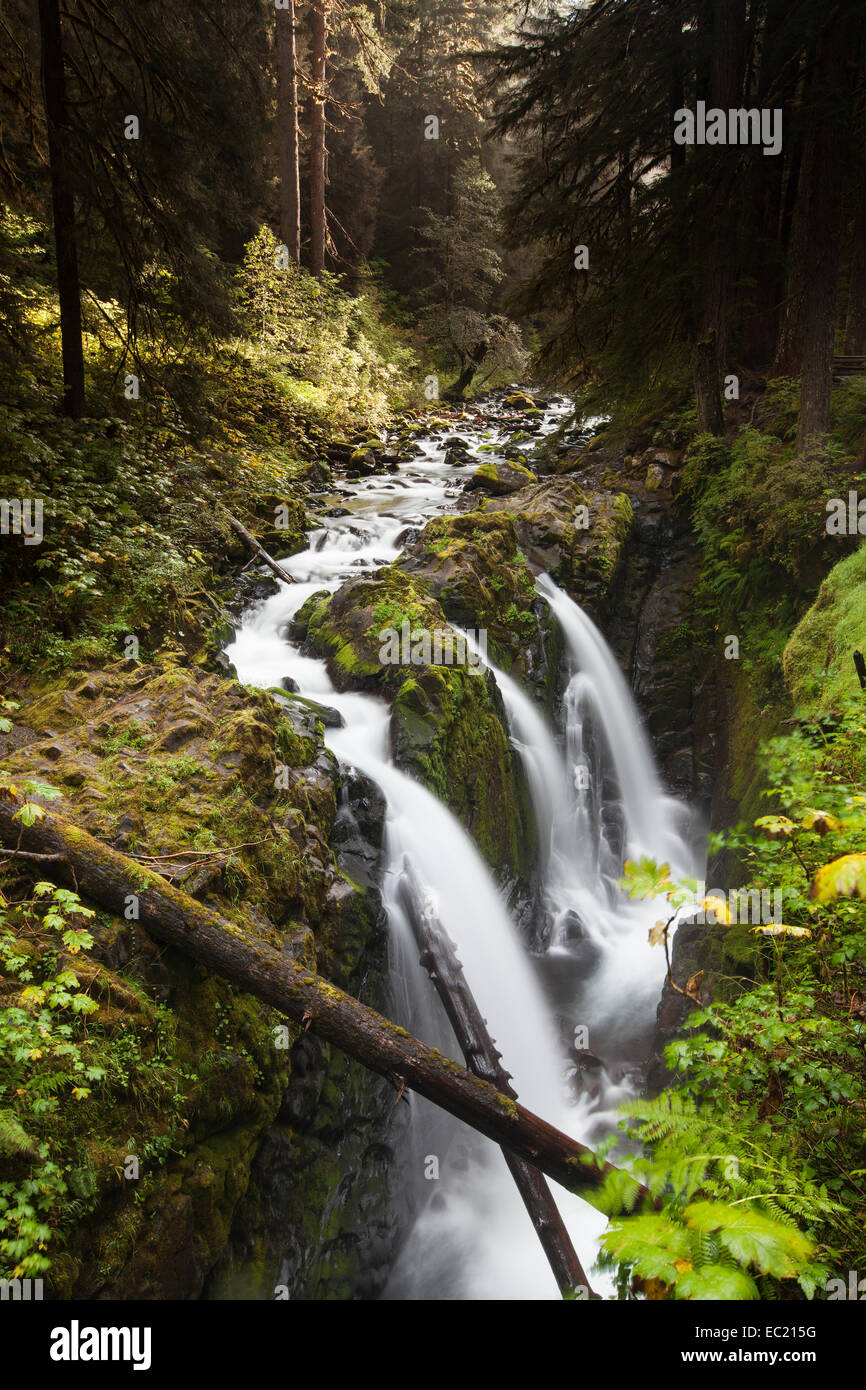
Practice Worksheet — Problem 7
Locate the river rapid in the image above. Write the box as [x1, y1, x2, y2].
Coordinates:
[225, 396, 698, 1300]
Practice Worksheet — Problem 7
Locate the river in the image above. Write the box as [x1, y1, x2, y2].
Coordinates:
[225, 396, 697, 1299]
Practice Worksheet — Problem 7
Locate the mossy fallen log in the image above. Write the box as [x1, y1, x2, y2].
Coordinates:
[0, 793, 643, 1205]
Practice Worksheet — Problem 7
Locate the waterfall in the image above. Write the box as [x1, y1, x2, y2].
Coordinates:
[224, 397, 693, 1299]
[536, 574, 691, 871]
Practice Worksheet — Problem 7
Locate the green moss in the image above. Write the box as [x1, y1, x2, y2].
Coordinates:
[392, 663, 535, 877]
[497, 1095, 520, 1122]
[783, 545, 866, 712]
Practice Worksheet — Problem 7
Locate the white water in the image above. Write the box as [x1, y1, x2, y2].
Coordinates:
[224, 398, 695, 1299]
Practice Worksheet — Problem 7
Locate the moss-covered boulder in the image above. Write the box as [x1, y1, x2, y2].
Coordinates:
[392, 665, 535, 876]
[395, 511, 549, 673]
[471, 476, 634, 614]
[465, 460, 537, 495]
[305, 569, 443, 694]
[303, 560, 537, 876]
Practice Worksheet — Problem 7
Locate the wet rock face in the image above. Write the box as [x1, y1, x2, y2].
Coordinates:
[457, 471, 633, 622]
[209, 1031, 405, 1302]
[330, 770, 386, 891]
[207, 761, 398, 1303]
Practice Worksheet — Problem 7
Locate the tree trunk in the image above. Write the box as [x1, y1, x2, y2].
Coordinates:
[396, 864, 600, 1300]
[37, 0, 85, 419]
[773, 33, 827, 381]
[843, 169, 866, 356]
[739, 0, 789, 367]
[309, 0, 328, 276]
[446, 341, 487, 399]
[796, 13, 852, 452]
[701, 0, 745, 371]
[773, 139, 812, 377]
[693, 332, 725, 435]
[0, 794, 647, 1205]
[276, 0, 301, 265]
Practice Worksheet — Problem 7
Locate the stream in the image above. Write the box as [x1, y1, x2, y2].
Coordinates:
[225, 398, 699, 1300]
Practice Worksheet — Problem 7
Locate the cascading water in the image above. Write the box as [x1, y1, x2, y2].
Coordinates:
[465, 597, 697, 1133]
[224, 397, 696, 1299]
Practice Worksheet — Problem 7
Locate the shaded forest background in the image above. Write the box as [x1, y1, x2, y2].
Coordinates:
[0, 0, 863, 437]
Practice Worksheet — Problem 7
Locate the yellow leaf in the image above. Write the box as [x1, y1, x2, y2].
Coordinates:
[750, 924, 812, 938]
[809, 853, 866, 904]
[800, 809, 841, 836]
[697, 894, 734, 924]
[674, 1259, 693, 1274]
[685, 970, 704, 999]
[648, 920, 667, 947]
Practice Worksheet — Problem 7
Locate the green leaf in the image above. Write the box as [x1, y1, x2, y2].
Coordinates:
[754, 815, 797, 840]
[675, 1264, 758, 1301]
[21, 780, 61, 801]
[684, 1203, 812, 1277]
[599, 1213, 691, 1284]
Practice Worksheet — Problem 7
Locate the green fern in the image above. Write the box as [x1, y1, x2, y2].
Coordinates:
[593, 1091, 838, 1299]
[0, 1107, 38, 1160]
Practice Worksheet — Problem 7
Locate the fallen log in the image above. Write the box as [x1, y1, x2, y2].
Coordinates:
[397, 863, 601, 1299]
[0, 793, 646, 1204]
[226, 513, 294, 586]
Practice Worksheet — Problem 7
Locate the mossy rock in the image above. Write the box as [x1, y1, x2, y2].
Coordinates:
[466, 460, 538, 495]
[392, 665, 535, 877]
[396, 510, 544, 675]
[466, 476, 634, 615]
[303, 557, 537, 875]
[305, 568, 442, 695]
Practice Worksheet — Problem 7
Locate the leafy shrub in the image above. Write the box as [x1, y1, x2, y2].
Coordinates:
[238, 227, 417, 428]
